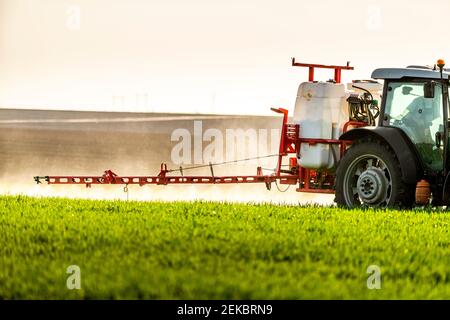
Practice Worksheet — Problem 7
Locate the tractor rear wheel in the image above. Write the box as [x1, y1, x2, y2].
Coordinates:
[335, 139, 415, 208]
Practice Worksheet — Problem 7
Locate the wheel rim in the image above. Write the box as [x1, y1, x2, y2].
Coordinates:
[342, 154, 392, 207]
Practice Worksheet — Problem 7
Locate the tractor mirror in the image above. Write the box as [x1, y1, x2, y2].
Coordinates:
[402, 86, 413, 95]
[424, 81, 436, 99]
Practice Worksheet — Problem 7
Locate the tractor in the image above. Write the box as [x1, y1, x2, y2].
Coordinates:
[335, 59, 448, 208]
[34, 59, 450, 209]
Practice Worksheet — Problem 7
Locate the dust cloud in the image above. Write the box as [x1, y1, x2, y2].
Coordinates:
[0, 110, 334, 206]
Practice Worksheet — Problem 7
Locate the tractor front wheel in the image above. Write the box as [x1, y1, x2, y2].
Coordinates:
[335, 140, 414, 208]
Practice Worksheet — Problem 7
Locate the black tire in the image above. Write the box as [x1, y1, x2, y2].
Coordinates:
[335, 139, 415, 208]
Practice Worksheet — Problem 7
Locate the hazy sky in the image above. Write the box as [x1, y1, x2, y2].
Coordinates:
[0, 0, 449, 114]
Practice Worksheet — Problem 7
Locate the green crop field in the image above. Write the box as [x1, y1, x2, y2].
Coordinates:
[1, 195, 450, 299]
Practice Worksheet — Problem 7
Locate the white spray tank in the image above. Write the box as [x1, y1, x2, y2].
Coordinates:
[293, 81, 349, 169]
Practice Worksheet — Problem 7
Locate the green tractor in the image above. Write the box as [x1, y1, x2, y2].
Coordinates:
[335, 60, 449, 208]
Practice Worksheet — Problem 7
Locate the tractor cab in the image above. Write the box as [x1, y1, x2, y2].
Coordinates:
[374, 66, 448, 172]
[336, 60, 450, 207]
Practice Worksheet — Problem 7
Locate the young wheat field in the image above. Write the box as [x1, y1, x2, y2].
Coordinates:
[1, 195, 450, 299]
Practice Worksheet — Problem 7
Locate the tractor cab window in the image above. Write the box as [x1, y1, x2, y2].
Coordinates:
[384, 81, 444, 171]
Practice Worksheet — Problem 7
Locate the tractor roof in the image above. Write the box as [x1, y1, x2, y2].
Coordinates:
[372, 67, 450, 80]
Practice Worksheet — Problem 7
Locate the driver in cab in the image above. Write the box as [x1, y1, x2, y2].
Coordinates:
[401, 85, 439, 144]
[400, 84, 443, 168]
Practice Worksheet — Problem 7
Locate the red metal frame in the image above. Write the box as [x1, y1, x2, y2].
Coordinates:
[268, 107, 365, 193]
[291, 58, 354, 83]
[34, 60, 368, 195]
